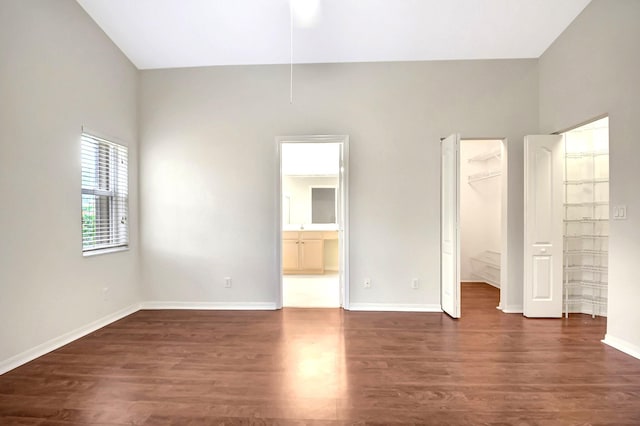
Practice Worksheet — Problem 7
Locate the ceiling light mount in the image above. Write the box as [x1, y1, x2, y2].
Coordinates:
[290, 0, 322, 28]
[289, 0, 322, 103]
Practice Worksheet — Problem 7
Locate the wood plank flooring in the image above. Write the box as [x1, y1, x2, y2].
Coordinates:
[1, 283, 640, 425]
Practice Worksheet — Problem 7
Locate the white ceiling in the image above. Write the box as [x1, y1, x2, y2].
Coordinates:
[76, 0, 591, 70]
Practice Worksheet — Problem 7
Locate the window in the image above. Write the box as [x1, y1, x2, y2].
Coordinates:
[81, 133, 128, 253]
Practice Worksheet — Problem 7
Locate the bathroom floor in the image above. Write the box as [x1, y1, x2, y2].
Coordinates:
[283, 272, 340, 307]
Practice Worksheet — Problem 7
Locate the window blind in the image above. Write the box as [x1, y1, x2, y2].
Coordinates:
[81, 133, 129, 252]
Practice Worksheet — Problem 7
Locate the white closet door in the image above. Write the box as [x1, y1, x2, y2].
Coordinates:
[441, 134, 461, 318]
[524, 135, 564, 318]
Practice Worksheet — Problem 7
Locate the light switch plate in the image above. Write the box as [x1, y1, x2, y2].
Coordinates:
[613, 205, 627, 220]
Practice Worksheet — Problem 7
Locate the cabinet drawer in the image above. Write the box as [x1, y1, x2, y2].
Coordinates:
[283, 231, 299, 240]
[323, 231, 338, 240]
[300, 231, 323, 240]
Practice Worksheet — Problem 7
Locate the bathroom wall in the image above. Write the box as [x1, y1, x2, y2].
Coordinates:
[283, 176, 339, 226]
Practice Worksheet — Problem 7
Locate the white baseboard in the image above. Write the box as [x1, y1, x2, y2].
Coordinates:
[0, 303, 139, 376]
[348, 303, 442, 312]
[140, 301, 278, 310]
[602, 334, 640, 360]
[502, 305, 523, 314]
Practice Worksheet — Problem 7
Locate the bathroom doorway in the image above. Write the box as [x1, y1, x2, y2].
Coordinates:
[276, 135, 350, 309]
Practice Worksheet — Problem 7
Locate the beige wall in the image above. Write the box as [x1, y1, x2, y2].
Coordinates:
[139, 60, 538, 309]
[3, 0, 638, 370]
[0, 0, 139, 368]
[539, 0, 640, 353]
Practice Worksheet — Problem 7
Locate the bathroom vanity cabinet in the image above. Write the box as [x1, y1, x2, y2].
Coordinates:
[282, 231, 338, 274]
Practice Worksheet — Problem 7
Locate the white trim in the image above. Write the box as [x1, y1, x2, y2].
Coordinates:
[83, 246, 130, 257]
[602, 334, 640, 360]
[140, 301, 278, 310]
[81, 125, 130, 148]
[0, 303, 139, 375]
[502, 305, 523, 314]
[341, 139, 350, 309]
[348, 303, 442, 312]
[499, 138, 509, 317]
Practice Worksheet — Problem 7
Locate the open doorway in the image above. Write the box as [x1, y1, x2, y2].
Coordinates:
[277, 136, 349, 309]
[440, 135, 508, 318]
[460, 140, 503, 313]
[561, 116, 609, 318]
[523, 116, 609, 318]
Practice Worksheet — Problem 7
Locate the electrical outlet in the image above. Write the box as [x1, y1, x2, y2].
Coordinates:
[224, 277, 232, 288]
[412, 278, 419, 289]
[102, 287, 109, 301]
[364, 278, 371, 288]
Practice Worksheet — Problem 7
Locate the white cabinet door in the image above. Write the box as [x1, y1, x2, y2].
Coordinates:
[441, 134, 461, 318]
[524, 135, 564, 318]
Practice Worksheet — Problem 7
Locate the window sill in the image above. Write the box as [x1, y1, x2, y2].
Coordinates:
[83, 246, 130, 257]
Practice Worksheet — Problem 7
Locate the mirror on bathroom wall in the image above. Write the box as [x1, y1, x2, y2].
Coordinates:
[282, 175, 338, 226]
[311, 187, 336, 224]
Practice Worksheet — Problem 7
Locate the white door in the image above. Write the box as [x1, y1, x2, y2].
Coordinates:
[441, 134, 461, 318]
[524, 135, 564, 317]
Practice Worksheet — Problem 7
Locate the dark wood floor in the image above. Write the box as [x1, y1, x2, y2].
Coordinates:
[1, 283, 640, 425]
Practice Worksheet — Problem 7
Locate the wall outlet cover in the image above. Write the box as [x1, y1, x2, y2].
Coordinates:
[613, 205, 627, 220]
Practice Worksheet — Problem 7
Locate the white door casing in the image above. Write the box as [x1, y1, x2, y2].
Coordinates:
[524, 135, 564, 318]
[338, 142, 349, 308]
[441, 134, 461, 318]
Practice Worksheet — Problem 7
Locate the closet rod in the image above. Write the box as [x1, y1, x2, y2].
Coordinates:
[565, 151, 609, 158]
[468, 149, 501, 163]
[468, 170, 501, 183]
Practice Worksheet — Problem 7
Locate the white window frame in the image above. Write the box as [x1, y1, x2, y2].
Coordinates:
[81, 131, 129, 255]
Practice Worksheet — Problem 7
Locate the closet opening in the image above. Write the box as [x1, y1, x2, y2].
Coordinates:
[460, 139, 505, 313]
[277, 136, 350, 309]
[561, 116, 609, 318]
